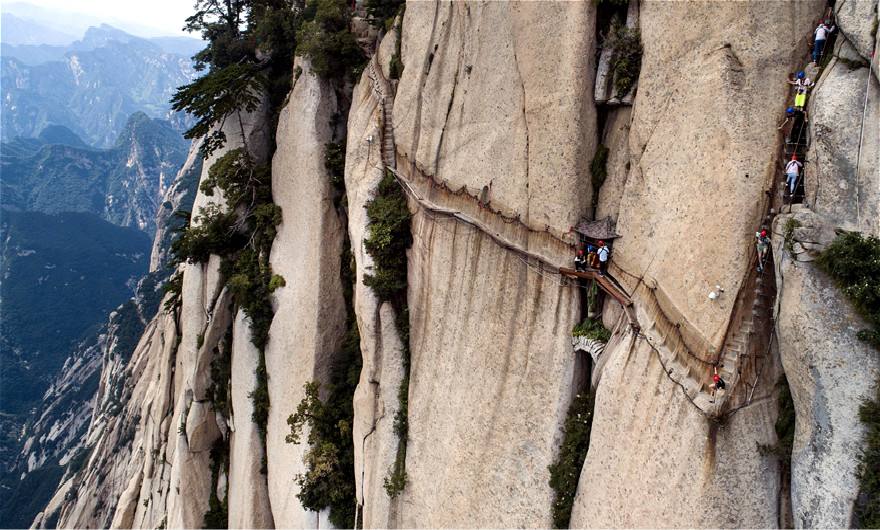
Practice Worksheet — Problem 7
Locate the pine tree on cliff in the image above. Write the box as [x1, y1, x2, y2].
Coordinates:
[171, 0, 299, 157]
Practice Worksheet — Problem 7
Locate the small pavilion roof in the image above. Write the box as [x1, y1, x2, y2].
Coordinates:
[573, 216, 620, 240]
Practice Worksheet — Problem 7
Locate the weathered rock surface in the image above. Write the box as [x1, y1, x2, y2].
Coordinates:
[263, 57, 347, 528]
[393, 0, 598, 233]
[347, 2, 591, 525]
[398, 210, 579, 528]
[228, 310, 274, 529]
[595, 106, 632, 222]
[613, 0, 822, 348]
[571, 334, 783, 527]
[806, 37, 879, 236]
[772, 209, 880, 528]
[570, 1, 831, 526]
[834, 0, 878, 61]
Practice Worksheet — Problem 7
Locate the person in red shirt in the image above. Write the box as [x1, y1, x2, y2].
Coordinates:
[710, 367, 726, 403]
[713, 373, 726, 391]
[574, 249, 587, 272]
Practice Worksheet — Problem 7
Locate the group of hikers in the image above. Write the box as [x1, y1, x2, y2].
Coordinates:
[753, 16, 835, 275]
[567, 15, 835, 399]
[574, 241, 611, 275]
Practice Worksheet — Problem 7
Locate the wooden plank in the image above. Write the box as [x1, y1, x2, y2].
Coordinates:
[560, 267, 633, 307]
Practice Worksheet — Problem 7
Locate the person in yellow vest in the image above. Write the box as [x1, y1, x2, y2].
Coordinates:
[789, 71, 813, 111]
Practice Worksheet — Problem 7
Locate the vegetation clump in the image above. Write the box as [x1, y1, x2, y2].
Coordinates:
[296, 0, 365, 81]
[363, 0, 404, 30]
[548, 392, 595, 528]
[384, 309, 410, 498]
[604, 19, 642, 98]
[758, 376, 796, 463]
[172, 0, 299, 158]
[816, 232, 880, 348]
[783, 218, 801, 255]
[286, 244, 362, 528]
[203, 439, 229, 529]
[171, 0, 368, 522]
[363, 171, 412, 302]
[362, 170, 412, 497]
[572, 317, 611, 343]
[388, 6, 405, 80]
[856, 384, 880, 527]
[589, 144, 609, 211]
[171, 1, 306, 511]
[324, 141, 346, 188]
[816, 231, 880, 526]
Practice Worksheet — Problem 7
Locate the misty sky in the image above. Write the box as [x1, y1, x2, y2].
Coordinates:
[16, 0, 194, 36]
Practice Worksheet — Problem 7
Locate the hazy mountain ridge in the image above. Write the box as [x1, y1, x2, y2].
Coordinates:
[1, 24, 197, 147]
[2, 114, 188, 234]
[0, 13, 76, 46]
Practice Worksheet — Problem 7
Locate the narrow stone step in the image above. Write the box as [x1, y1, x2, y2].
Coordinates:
[684, 379, 700, 399]
[693, 393, 714, 410]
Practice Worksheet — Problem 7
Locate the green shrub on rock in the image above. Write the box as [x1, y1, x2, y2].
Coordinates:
[604, 20, 642, 98]
[572, 317, 611, 343]
[548, 392, 595, 528]
[817, 231, 880, 526]
[816, 231, 880, 348]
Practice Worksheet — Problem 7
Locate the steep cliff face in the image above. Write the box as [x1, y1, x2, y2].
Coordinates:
[804, 4, 879, 236]
[262, 58, 346, 528]
[572, 1, 822, 525]
[771, 3, 880, 526]
[39, 55, 353, 528]
[40, 108, 271, 528]
[34, 1, 880, 528]
[772, 209, 879, 528]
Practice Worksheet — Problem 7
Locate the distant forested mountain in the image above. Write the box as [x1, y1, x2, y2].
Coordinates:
[0, 210, 151, 416]
[0, 115, 196, 527]
[0, 7, 202, 527]
[0, 24, 196, 147]
[1, 114, 188, 234]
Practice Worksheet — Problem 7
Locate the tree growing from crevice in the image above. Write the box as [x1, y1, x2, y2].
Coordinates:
[603, 19, 642, 98]
[296, 0, 365, 81]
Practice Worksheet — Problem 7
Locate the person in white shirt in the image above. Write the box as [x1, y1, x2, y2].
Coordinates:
[813, 20, 835, 64]
[597, 241, 610, 275]
[785, 154, 803, 195]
